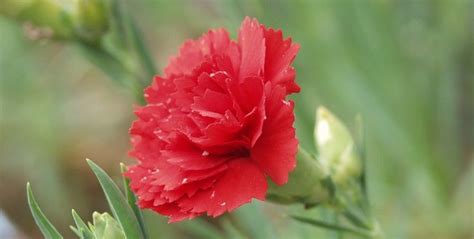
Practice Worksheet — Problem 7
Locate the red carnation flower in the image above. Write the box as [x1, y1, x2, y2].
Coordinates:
[126, 17, 300, 222]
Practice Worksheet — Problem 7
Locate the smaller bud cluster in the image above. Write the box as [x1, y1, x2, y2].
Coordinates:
[315, 107, 362, 187]
[89, 212, 125, 239]
[0, 0, 109, 42]
[71, 211, 126, 239]
[267, 106, 363, 208]
[267, 106, 381, 237]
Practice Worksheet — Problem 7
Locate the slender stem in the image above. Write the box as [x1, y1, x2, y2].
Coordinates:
[355, 115, 370, 213]
[221, 214, 251, 239]
[334, 191, 375, 231]
[291, 215, 373, 238]
[128, 17, 157, 81]
[343, 210, 371, 230]
[332, 213, 344, 239]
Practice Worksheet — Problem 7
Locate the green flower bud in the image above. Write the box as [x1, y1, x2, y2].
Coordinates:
[267, 147, 331, 207]
[91, 212, 125, 239]
[314, 107, 361, 186]
[0, 0, 34, 17]
[0, 0, 76, 39]
[0, 0, 109, 42]
[74, 0, 109, 42]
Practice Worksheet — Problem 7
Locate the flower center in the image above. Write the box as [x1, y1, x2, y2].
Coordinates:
[230, 147, 251, 158]
[207, 147, 250, 159]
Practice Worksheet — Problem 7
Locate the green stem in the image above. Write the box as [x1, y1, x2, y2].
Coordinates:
[76, 42, 146, 103]
[291, 215, 373, 238]
[343, 210, 371, 230]
[332, 213, 343, 239]
[221, 214, 251, 239]
[355, 115, 370, 213]
[127, 17, 156, 82]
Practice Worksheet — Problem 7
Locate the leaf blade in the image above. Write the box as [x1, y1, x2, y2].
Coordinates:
[26, 183, 64, 239]
[120, 163, 148, 239]
[71, 209, 94, 238]
[128, 17, 156, 81]
[86, 159, 144, 239]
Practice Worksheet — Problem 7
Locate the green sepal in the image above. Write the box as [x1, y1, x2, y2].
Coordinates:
[266, 147, 330, 207]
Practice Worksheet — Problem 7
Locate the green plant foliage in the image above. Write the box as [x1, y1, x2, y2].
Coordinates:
[26, 183, 64, 239]
[120, 163, 148, 239]
[3, 0, 472, 238]
[291, 215, 372, 238]
[86, 159, 145, 239]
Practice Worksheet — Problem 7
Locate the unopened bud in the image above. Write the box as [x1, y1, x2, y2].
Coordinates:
[315, 107, 361, 186]
[74, 0, 109, 42]
[0, 0, 34, 17]
[1, 0, 76, 39]
[0, 0, 109, 42]
[91, 212, 125, 239]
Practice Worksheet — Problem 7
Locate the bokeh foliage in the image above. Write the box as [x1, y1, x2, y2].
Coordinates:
[0, 0, 472, 238]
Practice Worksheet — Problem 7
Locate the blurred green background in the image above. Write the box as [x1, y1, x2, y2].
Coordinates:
[0, 0, 472, 238]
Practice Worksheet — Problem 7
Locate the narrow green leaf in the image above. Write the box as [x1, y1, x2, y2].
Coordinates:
[80, 228, 95, 239]
[109, 0, 155, 79]
[26, 183, 64, 239]
[342, 210, 371, 230]
[127, 17, 156, 81]
[71, 209, 93, 238]
[86, 159, 144, 239]
[291, 215, 371, 238]
[120, 163, 148, 239]
[70, 226, 81, 238]
[76, 42, 145, 104]
[355, 115, 370, 211]
[108, 0, 129, 47]
[354, 115, 366, 162]
[76, 43, 136, 87]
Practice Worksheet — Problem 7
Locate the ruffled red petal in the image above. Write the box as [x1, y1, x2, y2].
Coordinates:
[165, 29, 231, 77]
[251, 85, 298, 185]
[263, 28, 300, 94]
[238, 17, 265, 80]
[177, 159, 267, 217]
[126, 17, 299, 223]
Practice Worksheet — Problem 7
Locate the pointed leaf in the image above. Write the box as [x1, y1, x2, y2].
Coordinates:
[120, 163, 148, 239]
[342, 210, 371, 230]
[71, 209, 94, 238]
[70, 226, 81, 238]
[80, 228, 95, 239]
[26, 183, 64, 239]
[76, 43, 136, 87]
[86, 159, 144, 239]
[128, 17, 156, 81]
[355, 114, 370, 211]
[108, 0, 129, 47]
